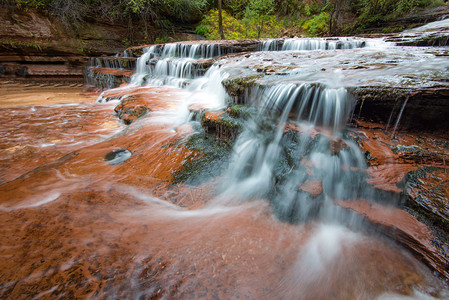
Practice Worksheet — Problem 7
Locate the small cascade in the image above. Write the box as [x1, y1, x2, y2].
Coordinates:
[260, 37, 387, 51]
[284, 38, 365, 50]
[130, 43, 224, 87]
[160, 43, 223, 58]
[219, 83, 367, 223]
[85, 55, 136, 90]
[260, 39, 282, 51]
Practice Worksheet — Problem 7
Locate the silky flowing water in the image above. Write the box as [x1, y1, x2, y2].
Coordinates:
[1, 24, 449, 298]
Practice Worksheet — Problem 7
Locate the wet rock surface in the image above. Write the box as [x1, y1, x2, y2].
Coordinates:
[337, 199, 449, 280]
[114, 96, 151, 125]
[3, 19, 449, 297]
[403, 166, 449, 231]
[87, 68, 134, 90]
[346, 120, 449, 279]
[1, 82, 448, 298]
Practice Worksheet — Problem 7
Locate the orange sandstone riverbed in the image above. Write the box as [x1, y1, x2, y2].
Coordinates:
[0, 84, 447, 299]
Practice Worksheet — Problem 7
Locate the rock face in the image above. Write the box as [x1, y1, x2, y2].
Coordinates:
[403, 167, 449, 231]
[86, 68, 134, 90]
[351, 86, 449, 132]
[0, 6, 130, 84]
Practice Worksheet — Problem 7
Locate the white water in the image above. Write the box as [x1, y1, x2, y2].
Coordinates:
[261, 37, 389, 51]
[129, 43, 226, 87]
[404, 18, 449, 32]
[217, 83, 368, 223]
[89, 23, 449, 297]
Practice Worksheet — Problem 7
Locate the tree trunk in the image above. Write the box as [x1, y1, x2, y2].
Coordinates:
[218, 0, 225, 39]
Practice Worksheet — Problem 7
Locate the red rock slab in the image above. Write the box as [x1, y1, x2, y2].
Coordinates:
[101, 86, 190, 111]
[337, 199, 449, 280]
[367, 164, 417, 194]
[188, 103, 206, 113]
[90, 67, 133, 77]
[204, 110, 225, 121]
[355, 128, 399, 166]
[354, 125, 449, 196]
[0, 102, 123, 184]
[0, 189, 443, 299]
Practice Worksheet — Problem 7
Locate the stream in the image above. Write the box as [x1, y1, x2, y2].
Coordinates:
[1, 21, 449, 299]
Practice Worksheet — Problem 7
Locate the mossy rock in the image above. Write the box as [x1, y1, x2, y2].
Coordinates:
[392, 144, 423, 154]
[114, 96, 151, 125]
[226, 105, 257, 119]
[172, 132, 233, 185]
[222, 74, 264, 99]
[201, 111, 243, 141]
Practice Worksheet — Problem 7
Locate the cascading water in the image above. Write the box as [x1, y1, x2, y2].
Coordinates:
[130, 43, 224, 88]
[261, 37, 386, 51]
[78, 28, 449, 298]
[218, 83, 368, 223]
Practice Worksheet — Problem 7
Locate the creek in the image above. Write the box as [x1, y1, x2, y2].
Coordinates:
[1, 20, 449, 299]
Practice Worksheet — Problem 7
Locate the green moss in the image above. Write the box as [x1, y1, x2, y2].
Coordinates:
[0, 39, 44, 51]
[223, 74, 264, 98]
[392, 144, 423, 154]
[173, 132, 233, 185]
[381, 26, 405, 33]
[217, 114, 243, 129]
[227, 105, 257, 119]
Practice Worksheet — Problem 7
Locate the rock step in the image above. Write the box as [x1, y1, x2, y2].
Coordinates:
[338, 199, 449, 280]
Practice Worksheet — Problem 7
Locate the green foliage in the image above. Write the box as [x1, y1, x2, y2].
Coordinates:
[302, 11, 329, 36]
[121, 38, 132, 47]
[154, 35, 168, 44]
[197, 1, 284, 40]
[7, 0, 447, 39]
[125, 0, 149, 13]
[246, 0, 274, 16]
[9, 0, 207, 27]
[0, 39, 44, 50]
[195, 23, 211, 37]
[225, 0, 249, 17]
[357, 0, 443, 24]
[196, 9, 248, 39]
[243, 0, 275, 37]
[15, 0, 49, 9]
[126, 0, 207, 15]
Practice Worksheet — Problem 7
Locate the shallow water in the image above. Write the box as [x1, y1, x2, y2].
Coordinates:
[2, 21, 449, 298]
[0, 84, 447, 299]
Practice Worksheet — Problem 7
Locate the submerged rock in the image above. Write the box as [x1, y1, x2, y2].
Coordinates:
[104, 149, 132, 165]
[114, 96, 151, 125]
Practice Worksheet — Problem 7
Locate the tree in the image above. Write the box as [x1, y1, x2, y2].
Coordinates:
[325, 0, 345, 35]
[218, 0, 225, 39]
[244, 0, 274, 38]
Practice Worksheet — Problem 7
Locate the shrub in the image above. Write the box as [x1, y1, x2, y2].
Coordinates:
[302, 12, 329, 36]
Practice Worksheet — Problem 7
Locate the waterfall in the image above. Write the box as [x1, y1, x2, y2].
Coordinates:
[160, 43, 222, 59]
[261, 37, 388, 51]
[219, 83, 367, 223]
[130, 46, 159, 85]
[282, 38, 366, 50]
[129, 43, 223, 87]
